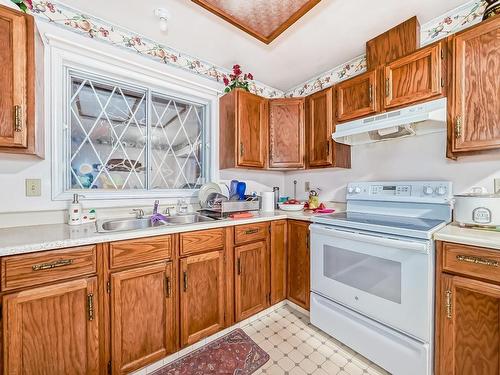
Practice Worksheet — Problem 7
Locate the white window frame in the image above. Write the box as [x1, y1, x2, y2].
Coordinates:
[46, 33, 219, 201]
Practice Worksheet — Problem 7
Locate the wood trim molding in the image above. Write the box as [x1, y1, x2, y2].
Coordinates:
[191, 0, 321, 44]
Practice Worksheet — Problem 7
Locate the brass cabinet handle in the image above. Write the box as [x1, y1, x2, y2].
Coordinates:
[369, 84, 373, 103]
[385, 78, 390, 97]
[245, 229, 259, 235]
[165, 276, 171, 298]
[14, 105, 22, 132]
[456, 254, 498, 267]
[240, 142, 244, 157]
[183, 271, 188, 292]
[455, 116, 462, 139]
[325, 141, 330, 155]
[87, 293, 94, 321]
[237, 258, 241, 275]
[445, 290, 452, 319]
[32, 259, 74, 271]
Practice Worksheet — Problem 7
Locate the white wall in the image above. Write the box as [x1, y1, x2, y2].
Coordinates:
[283, 131, 500, 202]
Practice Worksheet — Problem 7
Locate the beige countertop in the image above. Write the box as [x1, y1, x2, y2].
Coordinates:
[0, 209, 331, 257]
[434, 223, 500, 250]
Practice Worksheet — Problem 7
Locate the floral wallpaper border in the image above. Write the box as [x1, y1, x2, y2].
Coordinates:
[285, 0, 487, 98]
[27, 1, 285, 98]
[22, 0, 487, 99]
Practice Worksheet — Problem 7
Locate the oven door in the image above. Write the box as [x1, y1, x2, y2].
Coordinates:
[310, 224, 433, 342]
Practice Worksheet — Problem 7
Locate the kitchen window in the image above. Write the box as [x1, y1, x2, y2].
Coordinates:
[63, 70, 210, 198]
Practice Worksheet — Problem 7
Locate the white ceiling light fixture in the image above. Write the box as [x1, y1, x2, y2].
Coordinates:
[154, 8, 171, 32]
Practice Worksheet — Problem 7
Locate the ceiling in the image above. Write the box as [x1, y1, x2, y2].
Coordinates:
[63, 0, 466, 91]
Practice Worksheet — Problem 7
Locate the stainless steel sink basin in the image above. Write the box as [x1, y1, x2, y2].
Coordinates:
[164, 213, 214, 225]
[96, 214, 214, 232]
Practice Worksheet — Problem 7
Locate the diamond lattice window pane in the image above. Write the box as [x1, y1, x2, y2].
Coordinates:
[69, 77, 147, 190]
[151, 94, 204, 190]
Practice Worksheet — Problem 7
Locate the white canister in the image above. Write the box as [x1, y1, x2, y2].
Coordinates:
[261, 191, 275, 212]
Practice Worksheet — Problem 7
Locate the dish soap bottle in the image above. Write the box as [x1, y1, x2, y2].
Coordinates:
[308, 189, 320, 210]
[68, 194, 83, 225]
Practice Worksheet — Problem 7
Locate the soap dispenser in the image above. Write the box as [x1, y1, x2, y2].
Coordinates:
[68, 194, 83, 225]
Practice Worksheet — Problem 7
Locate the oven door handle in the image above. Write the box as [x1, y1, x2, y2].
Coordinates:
[311, 225, 430, 254]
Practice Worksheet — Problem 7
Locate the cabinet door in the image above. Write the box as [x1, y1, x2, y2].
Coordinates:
[384, 43, 443, 109]
[307, 88, 333, 167]
[0, 6, 33, 149]
[287, 221, 310, 310]
[336, 70, 378, 121]
[449, 17, 500, 153]
[269, 99, 305, 169]
[235, 241, 268, 321]
[180, 251, 225, 346]
[3, 278, 99, 375]
[111, 262, 175, 374]
[437, 274, 500, 375]
[270, 220, 287, 304]
[237, 90, 267, 168]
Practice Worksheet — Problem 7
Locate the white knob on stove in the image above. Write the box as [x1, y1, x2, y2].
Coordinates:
[437, 186, 447, 196]
[348, 186, 354, 194]
[424, 186, 434, 195]
[354, 187, 362, 194]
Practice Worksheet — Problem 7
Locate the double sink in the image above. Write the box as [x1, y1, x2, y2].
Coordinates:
[97, 213, 215, 233]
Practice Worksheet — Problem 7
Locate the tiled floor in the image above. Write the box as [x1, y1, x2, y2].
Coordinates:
[243, 305, 390, 375]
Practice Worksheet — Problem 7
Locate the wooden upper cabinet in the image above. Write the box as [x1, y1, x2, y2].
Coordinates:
[449, 16, 500, 155]
[336, 70, 378, 122]
[287, 220, 310, 310]
[437, 274, 500, 375]
[111, 262, 175, 375]
[384, 43, 444, 109]
[270, 220, 287, 305]
[307, 88, 333, 167]
[3, 278, 99, 375]
[180, 251, 225, 347]
[219, 89, 267, 169]
[307, 88, 351, 169]
[235, 241, 268, 321]
[0, 5, 39, 155]
[269, 98, 305, 169]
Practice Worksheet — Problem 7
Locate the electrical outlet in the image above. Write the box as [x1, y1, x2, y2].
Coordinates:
[305, 181, 310, 192]
[495, 178, 500, 194]
[25, 179, 41, 197]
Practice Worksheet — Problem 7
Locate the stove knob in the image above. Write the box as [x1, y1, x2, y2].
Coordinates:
[424, 186, 434, 195]
[437, 186, 447, 196]
[354, 187, 362, 194]
[348, 186, 354, 194]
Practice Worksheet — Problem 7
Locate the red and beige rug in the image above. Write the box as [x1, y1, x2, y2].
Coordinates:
[151, 329, 270, 375]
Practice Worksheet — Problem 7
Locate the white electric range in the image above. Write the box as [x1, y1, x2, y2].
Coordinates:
[310, 181, 452, 375]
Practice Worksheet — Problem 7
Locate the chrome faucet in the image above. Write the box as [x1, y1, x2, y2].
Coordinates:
[131, 208, 145, 219]
[153, 200, 160, 215]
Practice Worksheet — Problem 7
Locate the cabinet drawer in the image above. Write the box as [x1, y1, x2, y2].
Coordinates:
[1, 245, 97, 291]
[441, 242, 500, 283]
[235, 223, 269, 245]
[110, 235, 172, 269]
[180, 228, 225, 256]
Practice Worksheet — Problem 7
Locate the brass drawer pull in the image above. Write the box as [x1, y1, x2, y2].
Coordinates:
[385, 78, 390, 97]
[240, 142, 244, 157]
[456, 254, 498, 267]
[165, 276, 171, 298]
[87, 293, 94, 321]
[455, 116, 462, 139]
[32, 259, 74, 271]
[368, 84, 373, 103]
[183, 271, 188, 292]
[244, 229, 259, 235]
[445, 290, 452, 319]
[14, 105, 22, 132]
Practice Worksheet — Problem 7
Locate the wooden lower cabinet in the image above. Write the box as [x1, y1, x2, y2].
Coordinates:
[110, 262, 175, 375]
[3, 277, 99, 375]
[270, 220, 287, 304]
[180, 251, 225, 347]
[287, 220, 310, 310]
[235, 241, 269, 321]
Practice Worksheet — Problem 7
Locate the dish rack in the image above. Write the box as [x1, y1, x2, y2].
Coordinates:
[203, 195, 260, 214]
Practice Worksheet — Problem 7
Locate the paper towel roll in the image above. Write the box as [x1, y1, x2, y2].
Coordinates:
[261, 191, 275, 212]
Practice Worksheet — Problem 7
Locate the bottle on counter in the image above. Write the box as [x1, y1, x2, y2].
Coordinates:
[68, 194, 83, 225]
[273, 187, 280, 209]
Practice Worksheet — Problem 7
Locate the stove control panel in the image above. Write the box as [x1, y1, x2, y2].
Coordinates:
[346, 181, 452, 202]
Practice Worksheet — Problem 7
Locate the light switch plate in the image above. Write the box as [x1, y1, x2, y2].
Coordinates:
[305, 181, 310, 192]
[495, 178, 500, 194]
[26, 179, 41, 197]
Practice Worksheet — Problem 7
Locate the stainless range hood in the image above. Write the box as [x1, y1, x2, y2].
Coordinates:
[332, 98, 447, 145]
